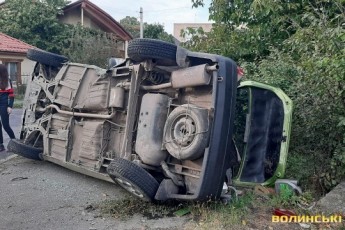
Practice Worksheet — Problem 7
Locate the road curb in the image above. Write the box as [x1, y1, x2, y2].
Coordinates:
[0, 154, 18, 164]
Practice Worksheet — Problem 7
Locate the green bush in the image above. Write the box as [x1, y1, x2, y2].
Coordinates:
[16, 85, 26, 95]
[187, 0, 345, 194]
[62, 25, 122, 68]
[245, 20, 345, 192]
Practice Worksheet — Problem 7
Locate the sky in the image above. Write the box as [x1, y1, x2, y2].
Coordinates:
[72, 0, 212, 34]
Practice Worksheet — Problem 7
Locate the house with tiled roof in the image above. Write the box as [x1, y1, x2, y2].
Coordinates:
[59, 0, 132, 57]
[0, 0, 132, 57]
[0, 32, 36, 87]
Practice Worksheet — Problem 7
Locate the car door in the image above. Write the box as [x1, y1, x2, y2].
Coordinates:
[232, 81, 293, 186]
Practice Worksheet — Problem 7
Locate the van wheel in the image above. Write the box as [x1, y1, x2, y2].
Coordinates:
[107, 158, 159, 201]
[164, 105, 209, 160]
[7, 139, 43, 161]
[27, 49, 68, 67]
[128, 38, 177, 66]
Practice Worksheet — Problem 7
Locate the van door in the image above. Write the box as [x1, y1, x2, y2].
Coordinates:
[232, 81, 293, 186]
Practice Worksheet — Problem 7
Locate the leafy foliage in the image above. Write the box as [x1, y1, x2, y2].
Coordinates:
[119, 16, 141, 38]
[189, 0, 344, 60]
[189, 0, 345, 192]
[0, 0, 125, 66]
[119, 16, 175, 43]
[62, 25, 121, 68]
[0, 0, 69, 53]
[180, 27, 208, 48]
[144, 23, 175, 43]
[281, 14, 344, 190]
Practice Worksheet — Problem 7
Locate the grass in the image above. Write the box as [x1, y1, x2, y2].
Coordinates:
[99, 196, 183, 220]
[97, 187, 345, 230]
[285, 151, 327, 198]
[13, 100, 23, 108]
[13, 94, 24, 108]
[187, 192, 254, 229]
[99, 192, 255, 229]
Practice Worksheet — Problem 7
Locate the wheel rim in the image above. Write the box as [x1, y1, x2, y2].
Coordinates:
[170, 115, 196, 147]
[115, 177, 144, 198]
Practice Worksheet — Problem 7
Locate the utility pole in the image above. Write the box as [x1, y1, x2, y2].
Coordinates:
[140, 7, 143, 38]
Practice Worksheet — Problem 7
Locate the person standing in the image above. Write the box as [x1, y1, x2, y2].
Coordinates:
[0, 64, 16, 151]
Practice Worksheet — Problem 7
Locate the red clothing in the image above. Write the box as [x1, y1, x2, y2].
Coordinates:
[0, 80, 14, 108]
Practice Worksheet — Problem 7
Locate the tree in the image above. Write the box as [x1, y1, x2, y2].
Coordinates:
[189, 0, 345, 61]
[62, 25, 121, 68]
[144, 23, 175, 43]
[0, 0, 69, 53]
[119, 16, 141, 38]
[144, 23, 164, 39]
[119, 16, 175, 43]
[189, 0, 345, 192]
[0, 0, 123, 65]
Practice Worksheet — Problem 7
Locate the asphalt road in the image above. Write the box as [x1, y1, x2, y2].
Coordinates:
[0, 108, 187, 230]
[0, 156, 187, 230]
[0, 108, 22, 160]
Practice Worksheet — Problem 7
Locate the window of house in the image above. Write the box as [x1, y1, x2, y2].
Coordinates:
[0, 59, 22, 90]
[4, 62, 18, 89]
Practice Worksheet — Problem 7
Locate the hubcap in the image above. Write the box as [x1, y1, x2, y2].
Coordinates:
[114, 177, 144, 198]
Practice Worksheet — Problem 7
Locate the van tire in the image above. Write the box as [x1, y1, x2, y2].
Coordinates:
[164, 105, 209, 160]
[107, 158, 159, 201]
[128, 38, 177, 66]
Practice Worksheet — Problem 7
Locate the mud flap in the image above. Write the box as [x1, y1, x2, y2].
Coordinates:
[154, 179, 179, 201]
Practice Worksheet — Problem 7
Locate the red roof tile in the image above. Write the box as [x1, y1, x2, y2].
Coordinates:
[0, 32, 35, 54]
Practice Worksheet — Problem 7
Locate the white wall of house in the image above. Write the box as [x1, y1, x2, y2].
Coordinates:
[59, 7, 103, 31]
